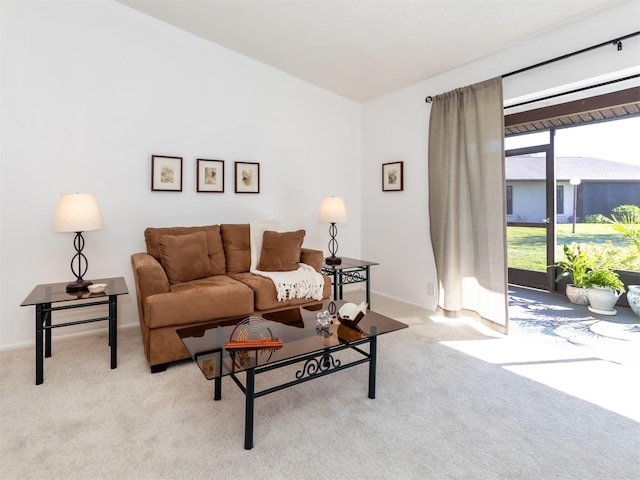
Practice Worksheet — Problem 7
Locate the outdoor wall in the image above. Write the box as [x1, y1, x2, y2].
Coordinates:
[559, 183, 576, 224]
[361, 0, 640, 310]
[507, 182, 548, 223]
[506, 182, 577, 224]
[581, 182, 640, 217]
[0, 1, 361, 349]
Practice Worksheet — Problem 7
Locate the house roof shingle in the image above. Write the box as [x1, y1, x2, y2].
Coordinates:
[506, 156, 640, 181]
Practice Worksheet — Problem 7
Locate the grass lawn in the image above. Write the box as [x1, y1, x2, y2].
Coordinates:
[508, 223, 638, 272]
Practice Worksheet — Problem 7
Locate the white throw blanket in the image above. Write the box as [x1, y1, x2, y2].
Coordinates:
[251, 263, 325, 301]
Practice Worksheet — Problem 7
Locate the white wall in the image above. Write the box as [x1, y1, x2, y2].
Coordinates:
[0, 1, 361, 348]
[3, 1, 638, 349]
[361, 0, 640, 310]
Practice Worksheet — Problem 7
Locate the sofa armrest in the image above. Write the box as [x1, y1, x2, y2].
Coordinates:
[131, 252, 170, 302]
[301, 247, 324, 272]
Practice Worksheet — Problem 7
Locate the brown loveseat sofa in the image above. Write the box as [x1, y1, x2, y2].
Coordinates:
[131, 223, 331, 372]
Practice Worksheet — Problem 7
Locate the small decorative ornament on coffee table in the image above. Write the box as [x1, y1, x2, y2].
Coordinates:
[337, 301, 368, 328]
[225, 317, 282, 369]
[316, 310, 333, 330]
[225, 317, 283, 351]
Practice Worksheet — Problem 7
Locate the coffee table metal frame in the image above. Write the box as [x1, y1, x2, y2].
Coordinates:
[179, 301, 406, 450]
[220, 333, 377, 450]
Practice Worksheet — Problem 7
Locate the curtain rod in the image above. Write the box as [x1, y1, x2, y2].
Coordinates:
[425, 30, 640, 103]
[504, 73, 640, 109]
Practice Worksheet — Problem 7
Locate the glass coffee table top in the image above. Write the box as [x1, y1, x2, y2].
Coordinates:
[177, 300, 408, 380]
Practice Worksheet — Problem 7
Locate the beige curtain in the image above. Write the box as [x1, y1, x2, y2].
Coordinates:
[428, 77, 508, 332]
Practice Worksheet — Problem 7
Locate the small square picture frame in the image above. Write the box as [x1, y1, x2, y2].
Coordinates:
[197, 349, 222, 379]
[197, 159, 224, 193]
[235, 161, 260, 193]
[151, 155, 182, 192]
[382, 161, 404, 192]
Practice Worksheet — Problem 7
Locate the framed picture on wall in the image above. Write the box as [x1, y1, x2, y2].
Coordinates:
[197, 159, 224, 193]
[151, 155, 182, 192]
[234, 161, 260, 193]
[382, 161, 404, 191]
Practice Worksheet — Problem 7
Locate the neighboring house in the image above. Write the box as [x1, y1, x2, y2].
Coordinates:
[506, 156, 640, 223]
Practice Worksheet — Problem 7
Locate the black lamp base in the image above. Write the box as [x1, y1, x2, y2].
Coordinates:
[66, 279, 92, 293]
[325, 256, 342, 265]
[66, 231, 92, 293]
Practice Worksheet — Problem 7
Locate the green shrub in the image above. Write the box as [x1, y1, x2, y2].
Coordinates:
[608, 204, 640, 255]
[585, 214, 609, 224]
[590, 240, 640, 271]
[611, 204, 640, 218]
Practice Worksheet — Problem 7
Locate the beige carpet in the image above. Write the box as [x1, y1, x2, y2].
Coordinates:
[2, 292, 639, 480]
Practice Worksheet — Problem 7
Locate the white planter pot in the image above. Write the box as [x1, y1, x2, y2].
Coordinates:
[587, 285, 622, 315]
[565, 284, 589, 305]
[627, 285, 640, 318]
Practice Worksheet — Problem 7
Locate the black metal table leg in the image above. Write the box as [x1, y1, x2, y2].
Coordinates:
[109, 295, 117, 369]
[364, 266, 371, 308]
[214, 377, 222, 401]
[245, 368, 256, 450]
[368, 335, 377, 399]
[44, 306, 52, 358]
[35, 304, 45, 385]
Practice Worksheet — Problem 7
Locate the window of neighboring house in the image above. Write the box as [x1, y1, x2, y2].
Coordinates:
[556, 185, 564, 215]
[506, 185, 513, 215]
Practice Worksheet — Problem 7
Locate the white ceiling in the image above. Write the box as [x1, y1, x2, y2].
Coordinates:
[117, 0, 630, 102]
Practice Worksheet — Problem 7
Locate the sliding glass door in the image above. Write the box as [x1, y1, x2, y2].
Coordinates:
[504, 88, 640, 296]
[505, 132, 556, 290]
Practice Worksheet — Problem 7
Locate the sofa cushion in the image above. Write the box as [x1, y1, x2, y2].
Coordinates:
[229, 272, 331, 311]
[221, 224, 251, 274]
[257, 230, 305, 272]
[250, 219, 283, 271]
[159, 231, 212, 284]
[145, 225, 226, 275]
[144, 275, 254, 329]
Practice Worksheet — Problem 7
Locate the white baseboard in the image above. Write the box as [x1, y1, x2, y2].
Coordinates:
[342, 286, 433, 311]
[0, 322, 138, 353]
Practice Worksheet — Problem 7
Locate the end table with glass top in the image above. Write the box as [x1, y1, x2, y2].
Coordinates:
[321, 257, 378, 307]
[20, 277, 129, 385]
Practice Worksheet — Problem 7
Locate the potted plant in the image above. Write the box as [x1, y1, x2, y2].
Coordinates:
[584, 268, 625, 315]
[554, 243, 593, 305]
[607, 205, 640, 317]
